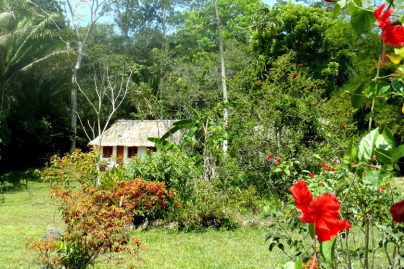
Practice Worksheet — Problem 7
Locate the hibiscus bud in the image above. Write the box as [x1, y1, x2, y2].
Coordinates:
[274, 157, 282, 165]
[264, 152, 274, 161]
[318, 182, 325, 187]
[292, 72, 297, 80]
[306, 86, 311, 90]
[309, 171, 315, 178]
[313, 85, 318, 91]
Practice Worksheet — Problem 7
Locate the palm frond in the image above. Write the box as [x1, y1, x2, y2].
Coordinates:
[20, 49, 73, 72]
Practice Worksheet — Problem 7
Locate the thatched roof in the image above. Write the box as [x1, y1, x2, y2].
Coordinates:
[89, 120, 179, 147]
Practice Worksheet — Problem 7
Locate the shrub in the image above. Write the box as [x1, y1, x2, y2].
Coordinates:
[174, 180, 239, 231]
[125, 150, 201, 201]
[115, 179, 177, 225]
[40, 149, 98, 188]
[29, 178, 176, 268]
[29, 186, 138, 268]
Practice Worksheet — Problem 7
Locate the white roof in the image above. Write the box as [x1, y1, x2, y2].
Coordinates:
[89, 120, 179, 147]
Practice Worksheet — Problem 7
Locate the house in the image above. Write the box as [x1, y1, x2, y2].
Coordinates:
[89, 120, 179, 164]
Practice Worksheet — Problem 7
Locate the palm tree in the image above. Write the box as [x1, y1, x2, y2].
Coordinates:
[0, 0, 70, 112]
[0, 0, 71, 160]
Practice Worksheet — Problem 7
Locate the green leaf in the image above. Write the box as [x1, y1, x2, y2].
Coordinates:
[313, 154, 322, 160]
[374, 148, 392, 165]
[395, 47, 404, 58]
[309, 223, 315, 239]
[320, 237, 336, 267]
[392, 144, 404, 165]
[358, 128, 379, 162]
[147, 137, 176, 150]
[160, 119, 198, 140]
[381, 128, 395, 148]
[282, 260, 303, 269]
[375, 131, 393, 152]
[345, 139, 358, 160]
[351, 9, 375, 34]
[333, 4, 341, 16]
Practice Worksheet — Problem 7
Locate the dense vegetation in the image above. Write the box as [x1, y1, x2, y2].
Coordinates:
[0, 0, 403, 268]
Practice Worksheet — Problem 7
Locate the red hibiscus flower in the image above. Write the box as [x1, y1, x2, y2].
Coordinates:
[390, 200, 404, 222]
[274, 157, 283, 165]
[374, 4, 404, 47]
[264, 152, 274, 161]
[289, 180, 351, 242]
[322, 164, 331, 170]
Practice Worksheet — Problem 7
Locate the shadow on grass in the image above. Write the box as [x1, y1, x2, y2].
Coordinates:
[0, 169, 42, 200]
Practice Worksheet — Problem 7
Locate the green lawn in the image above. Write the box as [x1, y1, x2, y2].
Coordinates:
[0, 181, 284, 268]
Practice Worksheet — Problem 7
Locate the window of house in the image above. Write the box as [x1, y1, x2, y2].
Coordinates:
[102, 146, 113, 158]
[127, 146, 138, 158]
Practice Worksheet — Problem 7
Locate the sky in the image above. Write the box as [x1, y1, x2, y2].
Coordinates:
[67, 0, 281, 28]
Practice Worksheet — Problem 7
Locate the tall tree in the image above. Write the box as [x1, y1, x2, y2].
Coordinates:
[60, 0, 114, 151]
[213, 0, 228, 154]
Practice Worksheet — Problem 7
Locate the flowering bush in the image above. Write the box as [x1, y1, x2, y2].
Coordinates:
[115, 179, 177, 224]
[29, 178, 176, 268]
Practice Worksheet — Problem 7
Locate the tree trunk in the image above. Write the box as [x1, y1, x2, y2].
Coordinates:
[214, 0, 228, 154]
[69, 41, 83, 151]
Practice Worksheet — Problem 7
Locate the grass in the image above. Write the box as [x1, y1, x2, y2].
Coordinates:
[1, 180, 399, 268]
[0, 181, 285, 268]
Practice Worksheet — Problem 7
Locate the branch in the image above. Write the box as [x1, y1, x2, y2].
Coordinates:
[75, 79, 99, 115]
[75, 111, 92, 141]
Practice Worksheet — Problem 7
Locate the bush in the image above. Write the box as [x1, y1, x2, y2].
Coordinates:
[115, 179, 177, 225]
[40, 149, 98, 188]
[29, 178, 176, 268]
[30, 186, 138, 268]
[125, 150, 201, 201]
[174, 180, 239, 231]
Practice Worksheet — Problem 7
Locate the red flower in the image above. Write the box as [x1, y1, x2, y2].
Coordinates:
[322, 164, 331, 170]
[374, 4, 404, 47]
[274, 157, 282, 165]
[309, 171, 315, 178]
[264, 152, 274, 161]
[313, 85, 318, 91]
[378, 185, 385, 191]
[390, 200, 404, 222]
[289, 180, 351, 242]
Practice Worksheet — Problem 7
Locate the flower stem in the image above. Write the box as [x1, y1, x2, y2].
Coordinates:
[310, 238, 317, 269]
